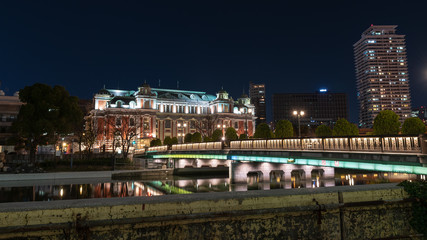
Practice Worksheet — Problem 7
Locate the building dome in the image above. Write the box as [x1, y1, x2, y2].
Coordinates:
[240, 93, 249, 99]
[141, 82, 150, 88]
[97, 88, 111, 95]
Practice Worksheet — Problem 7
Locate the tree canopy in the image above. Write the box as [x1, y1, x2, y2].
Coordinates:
[239, 133, 248, 139]
[225, 127, 238, 141]
[373, 110, 401, 135]
[274, 120, 293, 138]
[13, 83, 83, 161]
[191, 132, 202, 143]
[150, 139, 162, 147]
[315, 125, 332, 137]
[254, 123, 274, 139]
[332, 119, 358, 136]
[401, 117, 426, 135]
[212, 129, 223, 141]
[171, 137, 179, 145]
[184, 133, 192, 143]
[163, 136, 173, 146]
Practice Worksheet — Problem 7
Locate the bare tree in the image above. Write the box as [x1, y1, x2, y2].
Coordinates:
[195, 115, 220, 137]
[106, 115, 137, 160]
[82, 120, 96, 160]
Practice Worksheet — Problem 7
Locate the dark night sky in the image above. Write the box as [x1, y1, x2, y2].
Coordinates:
[1, 1, 427, 123]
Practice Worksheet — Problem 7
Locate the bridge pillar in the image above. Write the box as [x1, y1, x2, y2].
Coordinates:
[230, 161, 335, 189]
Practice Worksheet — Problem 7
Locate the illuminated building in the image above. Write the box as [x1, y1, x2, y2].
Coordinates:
[249, 82, 266, 125]
[0, 90, 22, 151]
[272, 89, 348, 127]
[90, 83, 255, 151]
[354, 25, 411, 128]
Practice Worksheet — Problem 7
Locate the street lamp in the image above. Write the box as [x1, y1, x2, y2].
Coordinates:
[293, 110, 305, 138]
[217, 124, 227, 139]
[177, 122, 187, 143]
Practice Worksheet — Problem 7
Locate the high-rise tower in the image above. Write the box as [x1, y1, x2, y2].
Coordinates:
[353, 25, 411, 128]
[249, 82, 266, 125]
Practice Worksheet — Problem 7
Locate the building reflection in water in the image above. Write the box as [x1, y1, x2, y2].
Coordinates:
[0, 172, 425, 203]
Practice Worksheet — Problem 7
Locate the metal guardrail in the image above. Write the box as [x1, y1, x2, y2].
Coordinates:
[229, 136, 423, 153]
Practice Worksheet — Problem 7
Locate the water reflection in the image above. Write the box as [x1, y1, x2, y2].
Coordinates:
[0, 171, 425, 203]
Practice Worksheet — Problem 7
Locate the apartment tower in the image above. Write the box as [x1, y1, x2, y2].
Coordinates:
[353, 25, 411, 128]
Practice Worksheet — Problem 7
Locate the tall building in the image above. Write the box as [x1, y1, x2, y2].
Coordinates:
[354, 25, 411, 128]
[272, 89, 348, 127]
[249, 82, 266, 125]
[89, 83, 256, 151]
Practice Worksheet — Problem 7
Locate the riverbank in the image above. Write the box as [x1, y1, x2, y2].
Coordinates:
[0, 183, 419, 239]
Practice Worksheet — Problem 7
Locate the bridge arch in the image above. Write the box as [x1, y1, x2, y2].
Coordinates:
[270, 170, 284, 189]
[291, 170, 306, 188]
[247, 171, 263, 190]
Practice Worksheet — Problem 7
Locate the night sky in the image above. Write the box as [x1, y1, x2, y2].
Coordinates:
[1, 1, 427, 123]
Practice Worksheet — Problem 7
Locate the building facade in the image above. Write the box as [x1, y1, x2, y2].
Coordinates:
[0, 91, 22, 150]
[249, 82, 266, 125]
[411, 106, 427, 124]
[272, 90, 348, 127]
[89, 84, 255, 151]
[354, 25, 411, 128]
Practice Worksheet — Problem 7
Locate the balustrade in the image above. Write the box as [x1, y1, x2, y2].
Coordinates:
[143, 136, 423, 154]
[227, 136, 422, 153]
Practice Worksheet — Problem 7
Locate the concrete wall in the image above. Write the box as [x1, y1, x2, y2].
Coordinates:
[0, 184, 419, 240]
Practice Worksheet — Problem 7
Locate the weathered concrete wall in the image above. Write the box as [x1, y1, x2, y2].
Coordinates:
[0, 184, 420, 239]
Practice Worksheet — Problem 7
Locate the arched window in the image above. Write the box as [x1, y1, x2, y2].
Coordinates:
[116, 101, 123, 108]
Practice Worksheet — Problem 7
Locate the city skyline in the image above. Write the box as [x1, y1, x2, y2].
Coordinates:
[1, 2, 427, 123]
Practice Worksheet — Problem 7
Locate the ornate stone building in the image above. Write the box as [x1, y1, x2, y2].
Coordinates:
[89, 83, 255, 151]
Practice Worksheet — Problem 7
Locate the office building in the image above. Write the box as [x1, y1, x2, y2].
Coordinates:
[354, 25, 411, 128]
[0, 91, 22, 151]
[272, 89, 348, 127]
[249, 82, 266, 125]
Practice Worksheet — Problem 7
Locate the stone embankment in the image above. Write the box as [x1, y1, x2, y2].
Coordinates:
[0, 183, 420, 239]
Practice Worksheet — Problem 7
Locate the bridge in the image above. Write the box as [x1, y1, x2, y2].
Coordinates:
[137, 135, 427, 185]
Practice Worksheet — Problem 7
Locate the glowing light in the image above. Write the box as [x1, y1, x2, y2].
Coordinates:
[147, 153, 427, 175]
[319, 89, 328, 92]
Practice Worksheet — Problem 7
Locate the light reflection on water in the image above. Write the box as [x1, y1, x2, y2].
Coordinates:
[0, 171, 424, 203]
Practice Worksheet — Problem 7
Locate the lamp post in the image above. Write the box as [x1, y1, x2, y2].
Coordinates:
[217, 124, 226, 139]
[177, 122, 187, 143]
[293, 110, 305, 138]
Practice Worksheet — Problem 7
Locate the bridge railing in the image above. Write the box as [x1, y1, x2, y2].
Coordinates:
[172, 142, 223, 151]
[229, 135, 423, 153]
[134, 148, 146, 154]
[147, 146, 169, 153]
